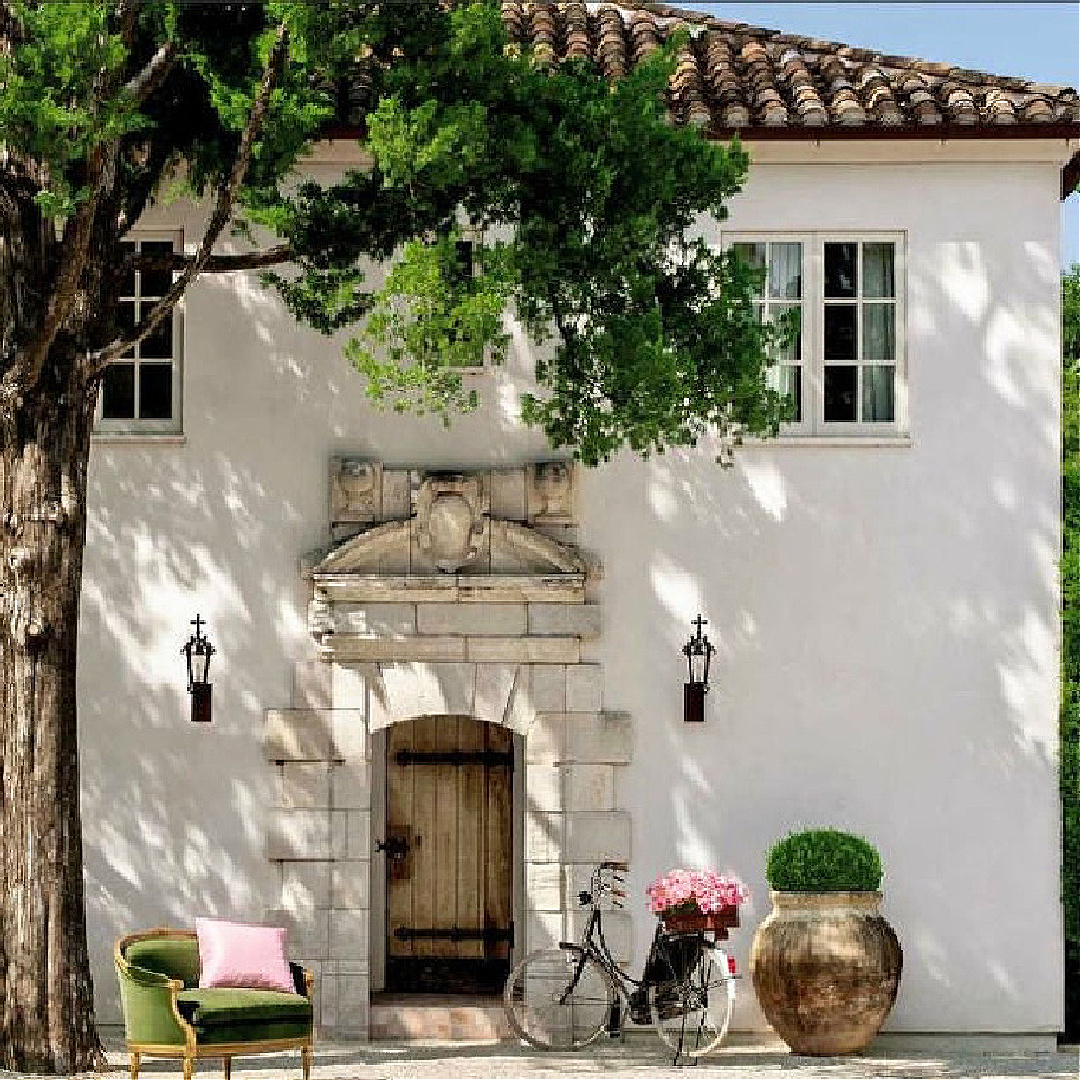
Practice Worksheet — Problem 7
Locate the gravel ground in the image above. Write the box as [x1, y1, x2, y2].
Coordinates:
[4, 1037, 1076, 1080]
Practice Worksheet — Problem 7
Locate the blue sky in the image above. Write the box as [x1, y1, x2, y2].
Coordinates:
[692, 2, 1080, 268]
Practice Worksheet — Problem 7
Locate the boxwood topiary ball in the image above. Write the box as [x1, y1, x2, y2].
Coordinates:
[765, 828, 882, 892]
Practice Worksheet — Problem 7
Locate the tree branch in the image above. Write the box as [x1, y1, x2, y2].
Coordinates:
[124, 40, 176, 103]
[88, 23, 290, 375]
[127, 243, 295, 275]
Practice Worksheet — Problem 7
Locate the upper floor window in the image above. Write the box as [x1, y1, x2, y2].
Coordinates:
[727, 233, 905, 436]
[96, 233, 182, 435]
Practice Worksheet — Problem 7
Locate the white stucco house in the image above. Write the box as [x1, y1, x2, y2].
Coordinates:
[82, 1, 1080, 1046]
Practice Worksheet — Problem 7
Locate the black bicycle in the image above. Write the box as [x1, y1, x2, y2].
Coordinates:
[503, 862, 737, 1059]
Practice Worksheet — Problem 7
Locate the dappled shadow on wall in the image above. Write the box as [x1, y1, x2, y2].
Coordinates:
[583, 237, 1060, 1028]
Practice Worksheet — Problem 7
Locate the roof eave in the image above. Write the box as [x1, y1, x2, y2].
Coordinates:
[708, 122, 1080, 199]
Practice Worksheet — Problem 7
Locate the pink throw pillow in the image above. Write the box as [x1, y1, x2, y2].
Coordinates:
[196, 917, 294, 993]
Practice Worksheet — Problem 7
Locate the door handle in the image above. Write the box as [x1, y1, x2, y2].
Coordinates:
[375, 835, 411, 860]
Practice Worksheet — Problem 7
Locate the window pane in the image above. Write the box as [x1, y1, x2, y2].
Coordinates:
[139, 363, 173, 420]
[824, 365, 858, 422]
[119, 242, 136, 297]
[141, 313, 172, 359]
[768, 242, 802, 299]
[771, 303, 801, 362]
[140, 241, 174, 297]
[101, 363, 135, 419]
[862, 365, 895, 422]
[780, 364, 801, 422]
[862, 242, 895, 298]
[732, 242, 766, 270]
[118, 300, 136, 337]
[824, 304, 857, 360]
[824, 242, 857, 297]
[733, 243, 766, 297]
[862, 303, 895, 360]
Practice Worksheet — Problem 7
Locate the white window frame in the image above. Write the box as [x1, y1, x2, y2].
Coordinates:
[94, 230, 184, 438]
[723, 231, 907, 438]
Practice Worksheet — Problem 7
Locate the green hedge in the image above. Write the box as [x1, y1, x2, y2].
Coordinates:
[765, 828, 882, 892]
[1062, 265, 1080, 1039]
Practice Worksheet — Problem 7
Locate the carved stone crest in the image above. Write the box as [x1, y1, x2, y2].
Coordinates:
[413, 473, 488, 572]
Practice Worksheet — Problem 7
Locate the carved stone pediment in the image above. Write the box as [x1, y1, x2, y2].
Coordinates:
[308, 464, 591, 608]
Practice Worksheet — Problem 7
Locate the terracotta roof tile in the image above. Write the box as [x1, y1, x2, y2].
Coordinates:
[489, 1, 1080, 137]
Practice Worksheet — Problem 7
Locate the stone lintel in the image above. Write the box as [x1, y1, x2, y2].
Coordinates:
[312, 573, 586, 604]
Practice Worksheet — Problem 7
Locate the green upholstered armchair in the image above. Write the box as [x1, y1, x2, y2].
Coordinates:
[115, 929, 314, 1080]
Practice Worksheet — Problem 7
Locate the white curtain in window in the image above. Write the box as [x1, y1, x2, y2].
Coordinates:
[862, 364, 895, 422]
[862, 243, 895, 298]
[769, 242, 802, 300]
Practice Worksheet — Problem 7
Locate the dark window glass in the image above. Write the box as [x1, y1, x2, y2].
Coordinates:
[824, 304, 857, 360]
[141, 314, 172, 359]
[139, 363, 172, 419]
[824, 365, 858, 422]
[101, 363, 135, 419]
[118, 301, 136, 337]
[140, 241, 174, 296]
[452, 240, 474, 290]
[119, 242, 136, 297]
[781, 365, 801, 423]
[824, 242, 857, 298]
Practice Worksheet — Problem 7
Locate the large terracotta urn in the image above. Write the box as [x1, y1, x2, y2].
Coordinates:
[750, 891, 902, 1055]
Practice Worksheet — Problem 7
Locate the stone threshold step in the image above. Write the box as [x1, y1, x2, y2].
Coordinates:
[369, 994, 512, 1042]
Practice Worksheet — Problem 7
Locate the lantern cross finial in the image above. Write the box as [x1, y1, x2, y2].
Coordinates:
[191, 613, 205, 638]
[692, 614, 707, 638]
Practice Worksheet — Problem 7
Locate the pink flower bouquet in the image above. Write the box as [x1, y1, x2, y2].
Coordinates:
[646, 869, 750, 933]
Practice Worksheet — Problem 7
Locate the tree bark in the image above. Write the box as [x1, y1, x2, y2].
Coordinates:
[0, 364, 103, 1073]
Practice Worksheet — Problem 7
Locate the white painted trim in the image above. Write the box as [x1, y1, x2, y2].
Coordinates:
[745, 138, 1078, 168]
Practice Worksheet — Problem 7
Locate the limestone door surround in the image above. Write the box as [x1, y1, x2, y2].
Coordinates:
[263, 462, 634, 1037]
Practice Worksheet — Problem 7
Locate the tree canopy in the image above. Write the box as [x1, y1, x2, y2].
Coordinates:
[2, 0, 790, 463]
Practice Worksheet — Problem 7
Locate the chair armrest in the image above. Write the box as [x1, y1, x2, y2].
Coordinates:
[290, 961, 314, 999]
[118, 960, 182, 990]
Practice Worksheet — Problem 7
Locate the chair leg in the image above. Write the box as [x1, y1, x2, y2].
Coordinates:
[129, 1051, 141, 1080]
[223, 1055, 231, 1080]
[301, 1043, 312, 1080]
[183, 1053, 195, 1080]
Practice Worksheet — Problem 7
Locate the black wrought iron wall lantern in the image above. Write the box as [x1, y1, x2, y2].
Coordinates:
[682, 614, 715, 723]
[182, 614, 215, 723]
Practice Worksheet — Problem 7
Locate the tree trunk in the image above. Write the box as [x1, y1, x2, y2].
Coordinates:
[0, 369, 103, 1072]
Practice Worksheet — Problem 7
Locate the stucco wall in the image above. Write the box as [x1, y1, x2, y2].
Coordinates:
[80, 150, 1064, 1033]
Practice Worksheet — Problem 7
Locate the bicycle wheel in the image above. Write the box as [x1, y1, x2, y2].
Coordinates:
[504, 946, 615, 1051]
[649, 943, 734, 1058]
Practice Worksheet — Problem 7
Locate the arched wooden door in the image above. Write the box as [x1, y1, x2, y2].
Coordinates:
[382, 717, 513, 994]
